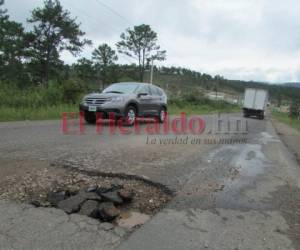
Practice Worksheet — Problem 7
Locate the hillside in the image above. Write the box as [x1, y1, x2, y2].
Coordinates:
[284, 82, 300, 88]
[140, 66, 300, 105]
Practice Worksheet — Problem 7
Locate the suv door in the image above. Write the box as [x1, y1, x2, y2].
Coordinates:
[137, 85, 152, 115]
[149, 86, 161, 115]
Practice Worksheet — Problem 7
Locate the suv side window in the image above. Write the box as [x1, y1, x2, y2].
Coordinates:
[150, 86, 160, 96]
[157, 88, 164, 96]
[138, 85, 151, 95]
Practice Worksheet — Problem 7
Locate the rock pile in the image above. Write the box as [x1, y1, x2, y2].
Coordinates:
[40, 185, 134, 222]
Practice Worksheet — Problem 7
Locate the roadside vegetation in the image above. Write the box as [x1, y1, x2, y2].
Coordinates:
[167, 92, 240, 115]
[272, 111, 300, 132]
[168, 101, 240, 115]
[0, 105, 75, 122]
[272, 101, 300, 132]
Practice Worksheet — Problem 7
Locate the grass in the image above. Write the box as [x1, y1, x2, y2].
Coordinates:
[0, 104, 77, 122]
[272, 111, 300, 132]
[168, 103, 241, 115]
[0, 102, 241, 122]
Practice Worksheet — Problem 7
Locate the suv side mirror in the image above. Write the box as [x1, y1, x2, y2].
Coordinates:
[138, 93, 148, 98]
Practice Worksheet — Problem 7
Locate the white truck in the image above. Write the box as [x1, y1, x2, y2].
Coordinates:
[243, 88, 268, 119]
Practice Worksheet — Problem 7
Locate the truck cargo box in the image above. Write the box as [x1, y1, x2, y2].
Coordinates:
[243, 88, 268, 119]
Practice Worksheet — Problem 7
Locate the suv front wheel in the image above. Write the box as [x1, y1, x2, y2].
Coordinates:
[84, 111, 96, 124]
[124, 106, 137, 126]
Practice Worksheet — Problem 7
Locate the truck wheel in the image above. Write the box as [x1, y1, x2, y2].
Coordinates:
[84, 111, 96, 124]
[243, 112, 249, 118]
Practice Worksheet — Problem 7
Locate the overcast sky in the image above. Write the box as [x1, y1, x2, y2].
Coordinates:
[5, 0, 300, 83]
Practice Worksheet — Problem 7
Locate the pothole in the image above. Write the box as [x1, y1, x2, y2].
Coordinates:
[0, 164, 172, 230]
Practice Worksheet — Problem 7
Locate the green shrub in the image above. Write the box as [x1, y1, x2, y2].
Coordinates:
[289, 101, 300, 119]
[62, 79, 85, 104]
[182, 90, 205, 104]
[42, 81, 63, 106]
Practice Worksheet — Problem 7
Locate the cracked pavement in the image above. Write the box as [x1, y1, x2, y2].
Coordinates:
[0, 201, 125, 250]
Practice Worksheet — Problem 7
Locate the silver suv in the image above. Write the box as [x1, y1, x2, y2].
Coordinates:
[79, 82, 168, 125]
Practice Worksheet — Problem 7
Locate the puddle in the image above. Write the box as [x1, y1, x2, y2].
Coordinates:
[207, 144, 269, 178]
[218, 144, 271, 210]
[205, 144, 273, 210]
[232, 144, 269, 177]
[259, 132, 280, 144]
[117, 211, 150, 229]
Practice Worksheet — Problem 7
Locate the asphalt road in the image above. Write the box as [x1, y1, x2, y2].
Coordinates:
[0, 114, 238, 190]
[0, 113, 300, 249]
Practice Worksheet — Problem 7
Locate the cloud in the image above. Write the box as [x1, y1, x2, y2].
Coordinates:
[4, 0, 300, 83]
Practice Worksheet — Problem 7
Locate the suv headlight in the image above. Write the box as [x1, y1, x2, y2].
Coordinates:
[110, 96, 125, 103]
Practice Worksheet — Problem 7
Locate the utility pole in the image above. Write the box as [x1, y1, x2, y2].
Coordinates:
[150, 58, 154, 84]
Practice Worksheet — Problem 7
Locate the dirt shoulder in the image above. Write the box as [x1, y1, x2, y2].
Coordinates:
[271, 117, 300, 164]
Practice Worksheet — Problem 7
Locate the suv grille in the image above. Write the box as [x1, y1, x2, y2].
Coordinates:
[85, 98, 109, 105]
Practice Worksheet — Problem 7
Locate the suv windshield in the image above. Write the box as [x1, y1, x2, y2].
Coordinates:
[102, 83, 139, 94]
